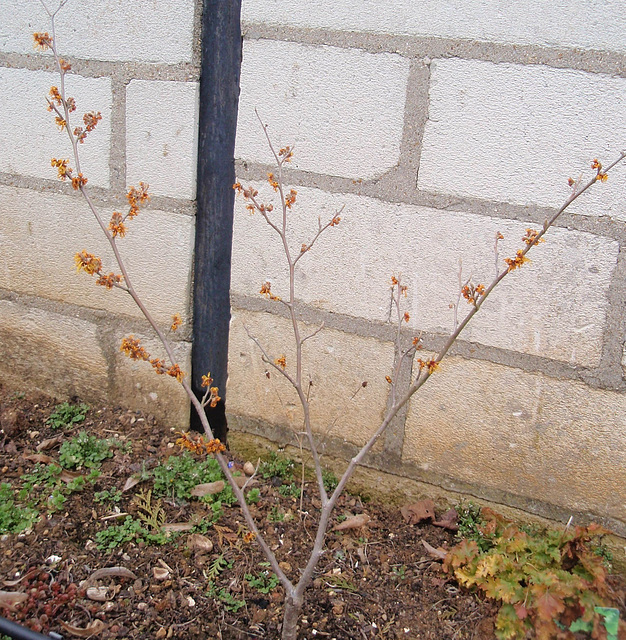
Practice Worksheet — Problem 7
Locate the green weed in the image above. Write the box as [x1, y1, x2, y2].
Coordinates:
[151, 451, 223, 500]
[94, 488, 123, 504]
[0, 483, 39, 534]
[246, 488, 261, 504]
[259, 451, 295, 480]
[245, 564, 280, 594]
[46, 401, 89, 430]
[59, 431, 113, 469]
[95, 515, 168, 550]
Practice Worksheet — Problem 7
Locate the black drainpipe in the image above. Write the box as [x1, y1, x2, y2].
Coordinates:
[190, 0, 242, 439]
[0, 616, 62, 640]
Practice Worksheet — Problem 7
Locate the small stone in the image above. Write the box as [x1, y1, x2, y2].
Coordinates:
[153, 567, 170, 581]
[137, 602, 148, 611]
[86, 586, 108, 602]
[187, 533, 213, 553]
[243, 461, 255, 476]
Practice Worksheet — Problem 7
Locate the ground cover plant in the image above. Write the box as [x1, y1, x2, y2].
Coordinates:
[11, 1, 626, 637]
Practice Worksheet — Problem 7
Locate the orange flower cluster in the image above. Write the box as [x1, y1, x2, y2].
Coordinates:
[412, 335, 423, 349]
[462, 283, 485, 305]
[51, 158, 71, 180]
[71, 173, 88, 190]
[74, 250, 102, 275]
[75, 250, 123, 289]
[74, 111, 102, 144]
[120, 335, 149, 360]
[174, 431, 226, 456]
[275, 355, 287, 370]
[417, 359, 439, 374]
[242, 531, 256, 544]
[504, 250, 530, 272]
[522, 229, 545, 246]
[385, 375, 393, 384]
[120, 336, 185, 381]
[233, 183, 259, 214]
[170, 313, 182, 332]
[108, 212, 127, 238]
[330, 215, 341, 227]
[391, 276, 408, 297]
[55, 116, 66, 130]
[33, 32, 52, 50]
[285, 189, 297, 209]
[267, 172, 279, 191]
[300, 243, 309, 254]
[48, 86, 63, 108]
[127, 183, 150, 218]
[201, 373, 221, 408]
[59, 58, 72, 73]
[96, 273, 123, 289]
[591, 158, 608, 182]
[403, 311, 410, 323]
[278, 146, 293, 162]
[260, 281, 281, 301]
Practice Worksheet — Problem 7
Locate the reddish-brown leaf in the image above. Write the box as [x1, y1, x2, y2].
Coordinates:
[400, 499, 435, 525]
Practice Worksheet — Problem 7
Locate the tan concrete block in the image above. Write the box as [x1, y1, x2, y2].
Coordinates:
[0, 299, 108, 401]
[403, 357, 626, 522]
[0, 185, 194, 324]
[110, 328, 191, 427]
[227, 308, 394, 446]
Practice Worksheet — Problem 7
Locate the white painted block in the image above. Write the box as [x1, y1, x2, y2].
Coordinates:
[0, 299, 108, 401]
[236, 40, 409, 180]
[228, 308, 394, 446]
[126, 80, 199, 199]
[0, 68, 111, 187]
[404, 357, 626, 519]
[242, 0, 626, 55]
[231, 183, 618, 366]
[419, 59, 626, 220]
[2, 0, 195, 64]
[0, 186, 195, 324]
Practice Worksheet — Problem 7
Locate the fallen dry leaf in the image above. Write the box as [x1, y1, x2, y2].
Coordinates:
[59, 619, 107, 637]
[23, 453, 56, 465]
[0, 591, 28, 611]
[122, 475, 142, 492]
[59, 469, 84, 483]
[433, 508, 459, 531]
[401, 499, 436, 525]
[421, 539, 448, 560]
[82, 567, 137, 589]
[162, 522, 194, 533]
[333, 513, 371, 531]
[36, 435, 63, 451]
[190, 480, 224, 496]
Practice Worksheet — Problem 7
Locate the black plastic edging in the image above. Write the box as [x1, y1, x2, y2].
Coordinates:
[190, 0, 242, 439]
[0, 615, 62, 640]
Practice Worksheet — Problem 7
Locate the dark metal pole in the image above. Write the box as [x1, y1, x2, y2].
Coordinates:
[0, 616, 63, 640]
[190, 0, 242, 440]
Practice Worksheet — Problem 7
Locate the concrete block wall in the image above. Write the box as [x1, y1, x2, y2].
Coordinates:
[0, 1, 200, 424]
[231, 0, 626, 534]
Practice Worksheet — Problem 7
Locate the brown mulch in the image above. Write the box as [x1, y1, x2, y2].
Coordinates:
[0, 385, 623, 640]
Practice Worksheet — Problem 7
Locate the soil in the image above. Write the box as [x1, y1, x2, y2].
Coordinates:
[0, 385, 624, 640]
